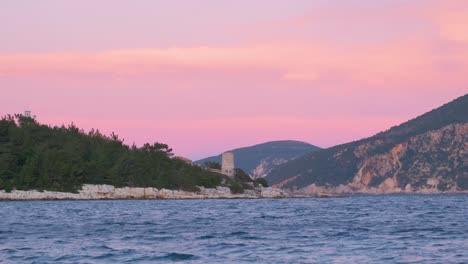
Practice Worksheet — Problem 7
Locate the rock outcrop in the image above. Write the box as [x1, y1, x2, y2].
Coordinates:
[344, 123, 467, 193]
[266, 94, 468, 194]
[0, 184, 290, 200]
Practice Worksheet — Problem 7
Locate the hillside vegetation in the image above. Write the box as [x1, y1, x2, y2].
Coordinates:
[0, 115, 226, 193]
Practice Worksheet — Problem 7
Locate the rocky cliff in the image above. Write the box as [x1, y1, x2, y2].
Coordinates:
[266, 94, 468, 193]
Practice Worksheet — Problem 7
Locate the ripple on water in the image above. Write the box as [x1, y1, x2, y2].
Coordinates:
[228, 231, 249, 236]
[157, 253, 200, 261]
[92, 252, 117, 260]
[1, 248, 16, 254]
[0, 195, 467, 263]
[53, 254, 80, 262]
[197, 234, 216, 240]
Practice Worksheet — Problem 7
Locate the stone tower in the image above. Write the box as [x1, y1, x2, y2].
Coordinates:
[221, 152, 235, 177]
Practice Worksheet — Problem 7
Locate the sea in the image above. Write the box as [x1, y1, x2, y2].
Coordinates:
[0, 194, 467, 263]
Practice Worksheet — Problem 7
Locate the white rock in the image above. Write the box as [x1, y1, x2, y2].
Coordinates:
[0, 184, 290, 200]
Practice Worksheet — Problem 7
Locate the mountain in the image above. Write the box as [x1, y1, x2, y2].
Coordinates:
[266, 94, 468, 193]
[194, 141, 321, 178]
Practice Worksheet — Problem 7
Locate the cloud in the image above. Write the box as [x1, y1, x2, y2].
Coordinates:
[1, 38, 466, 88]
[2, 1, 467, 159]
[1, 1, 467, 92]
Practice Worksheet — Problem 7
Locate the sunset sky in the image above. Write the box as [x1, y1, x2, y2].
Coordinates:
[1, 0, 467, 159]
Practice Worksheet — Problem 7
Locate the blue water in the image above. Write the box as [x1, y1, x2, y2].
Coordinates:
[0, 195, 467, 263]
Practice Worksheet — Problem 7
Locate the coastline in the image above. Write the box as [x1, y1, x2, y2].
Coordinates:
[296, 183, 468, 195]
[0, 184, 294, 201]
[2, 184, 465, 201]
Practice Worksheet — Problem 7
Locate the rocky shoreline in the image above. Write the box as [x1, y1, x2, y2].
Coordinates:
[3, 184, 463, 201]
[0, 184, 292, 201]
[298, 183, 468, 195]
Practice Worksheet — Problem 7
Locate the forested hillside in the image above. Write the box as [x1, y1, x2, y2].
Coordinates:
[0, 114, 224, 192]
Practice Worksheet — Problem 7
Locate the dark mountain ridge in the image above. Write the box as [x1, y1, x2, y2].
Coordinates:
[195, 140, 321, 178]
[266, 94, 468, 192]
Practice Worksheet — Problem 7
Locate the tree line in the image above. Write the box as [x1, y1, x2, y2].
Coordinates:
[0, 114, 225, 193]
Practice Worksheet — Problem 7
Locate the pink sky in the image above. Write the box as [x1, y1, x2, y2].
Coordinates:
[1, 0, 467, 159]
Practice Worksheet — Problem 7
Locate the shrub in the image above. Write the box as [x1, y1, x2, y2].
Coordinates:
[254, 178, 268, 187]
[229, 181, 244, 194]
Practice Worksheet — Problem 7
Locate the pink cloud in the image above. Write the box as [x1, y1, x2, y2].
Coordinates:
[1, 39, 466, 87]
[2, 0, 468, 159]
